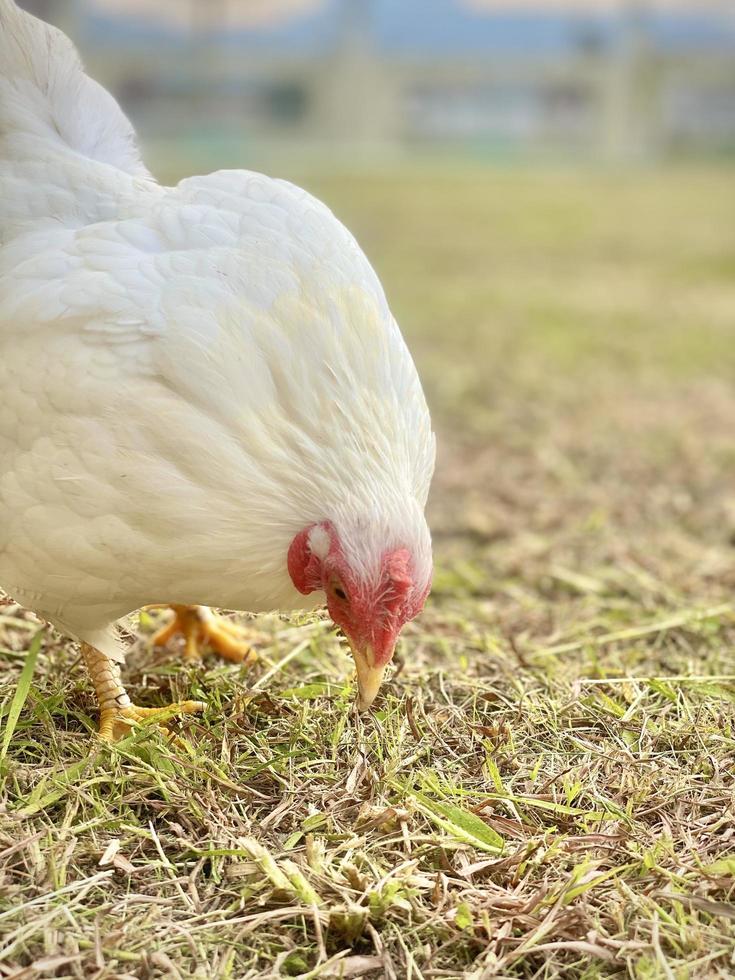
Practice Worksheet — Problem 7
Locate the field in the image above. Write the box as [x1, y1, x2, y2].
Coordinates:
[2, 166, 735, 978]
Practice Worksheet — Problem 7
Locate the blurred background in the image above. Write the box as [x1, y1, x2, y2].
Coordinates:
[16, 0, 735, 651]
[17, 0, 735, 165]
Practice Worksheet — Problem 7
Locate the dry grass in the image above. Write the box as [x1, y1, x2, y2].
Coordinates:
[2, 165, 735, 978]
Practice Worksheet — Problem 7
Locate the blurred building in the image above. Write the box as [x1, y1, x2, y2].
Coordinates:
[18, 0, 735, 159]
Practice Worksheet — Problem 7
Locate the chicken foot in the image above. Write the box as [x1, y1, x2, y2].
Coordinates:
[149, 605, 258, 665]
[81, 643, 205, 741]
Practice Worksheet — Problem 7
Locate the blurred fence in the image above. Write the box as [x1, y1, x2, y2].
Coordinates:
[19, 0, 735, 160]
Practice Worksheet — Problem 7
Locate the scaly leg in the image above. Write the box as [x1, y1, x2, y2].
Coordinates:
[81, 643, 205, 741]
[150, 605, 258, 665]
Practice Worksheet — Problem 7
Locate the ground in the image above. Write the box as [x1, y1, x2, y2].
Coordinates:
[1, 166, 735, 979]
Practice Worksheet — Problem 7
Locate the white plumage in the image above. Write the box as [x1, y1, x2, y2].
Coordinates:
[0, 2, 434, 692]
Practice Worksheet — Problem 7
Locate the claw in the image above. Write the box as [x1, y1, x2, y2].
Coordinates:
[98, 699, 206, 742]
[150, 605, 258, 665]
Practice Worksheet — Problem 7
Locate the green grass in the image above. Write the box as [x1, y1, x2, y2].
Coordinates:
[2, 165, 735, 978]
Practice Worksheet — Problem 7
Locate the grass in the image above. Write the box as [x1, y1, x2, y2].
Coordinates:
[2, 164, 735, 978]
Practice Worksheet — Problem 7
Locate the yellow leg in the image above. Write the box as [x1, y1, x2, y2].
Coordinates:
[81, 643, 205, 742]
[150, 605, 258, 666]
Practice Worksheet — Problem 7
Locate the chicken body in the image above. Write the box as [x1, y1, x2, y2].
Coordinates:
[0, 1, 434, 730]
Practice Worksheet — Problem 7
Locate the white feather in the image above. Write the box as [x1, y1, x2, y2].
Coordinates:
[0, 1, 435, 661]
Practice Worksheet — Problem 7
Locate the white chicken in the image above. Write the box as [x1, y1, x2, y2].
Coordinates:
[0, 1, 435, 739]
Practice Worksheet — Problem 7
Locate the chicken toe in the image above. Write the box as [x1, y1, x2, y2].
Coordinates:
[150, 605, 259, 665]
[99, 700, 205, 742]
[81, 642, 205, 742]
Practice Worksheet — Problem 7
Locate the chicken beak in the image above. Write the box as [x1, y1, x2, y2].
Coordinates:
[350, 644, 386, 711]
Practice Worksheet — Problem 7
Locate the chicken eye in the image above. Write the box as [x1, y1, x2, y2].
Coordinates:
[334, 586, 348, 602]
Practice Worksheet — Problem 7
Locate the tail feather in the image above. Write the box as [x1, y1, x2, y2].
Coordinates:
[0, 0, 149, 177]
